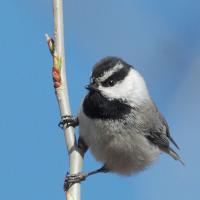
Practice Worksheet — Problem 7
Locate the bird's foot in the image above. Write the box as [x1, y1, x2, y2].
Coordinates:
[58, 115, 79, 129]
[64, 172, 88, 191]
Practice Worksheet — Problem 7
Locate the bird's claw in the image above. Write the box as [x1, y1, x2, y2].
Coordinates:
[64, 172, 88, 191]
[58, 115, 78, 129]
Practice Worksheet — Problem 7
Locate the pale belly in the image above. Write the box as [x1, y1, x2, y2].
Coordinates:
[79, 109, 160, 175]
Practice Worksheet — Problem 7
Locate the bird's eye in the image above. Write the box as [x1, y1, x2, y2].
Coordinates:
[108, 80, 114, 86]
[102, 79, 115, 87]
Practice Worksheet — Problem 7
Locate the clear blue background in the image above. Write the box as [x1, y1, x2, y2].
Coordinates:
[0, 0, 199, 199]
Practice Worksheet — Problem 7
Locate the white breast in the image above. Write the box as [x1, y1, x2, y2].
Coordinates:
[79, 106, 160, 175]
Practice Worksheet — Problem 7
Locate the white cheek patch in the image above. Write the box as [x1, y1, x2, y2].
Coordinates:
[99, 69, 149, 106]
[97, 62, 124, 82]
[100, 76, 132, 99]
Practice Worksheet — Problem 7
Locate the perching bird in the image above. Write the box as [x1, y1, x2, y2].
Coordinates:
[60, 56, 184, 190]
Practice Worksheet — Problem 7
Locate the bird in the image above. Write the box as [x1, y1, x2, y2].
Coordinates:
[60, 56, 184, 190]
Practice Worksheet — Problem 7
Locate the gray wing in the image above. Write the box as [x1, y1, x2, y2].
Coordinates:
[147, 112, 184, 165]
[135, 101, 184, 165]
[146, 113, 179, 150]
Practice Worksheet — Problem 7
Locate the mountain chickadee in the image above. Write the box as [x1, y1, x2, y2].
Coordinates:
[60, 56, 184, 190]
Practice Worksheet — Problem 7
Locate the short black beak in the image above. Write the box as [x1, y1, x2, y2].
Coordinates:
[85, 83, 99, 92]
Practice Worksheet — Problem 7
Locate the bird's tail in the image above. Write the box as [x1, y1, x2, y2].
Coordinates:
[162, 147, 185, 166]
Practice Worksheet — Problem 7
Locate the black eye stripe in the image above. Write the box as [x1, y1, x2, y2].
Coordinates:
[102, 66, 130, 87]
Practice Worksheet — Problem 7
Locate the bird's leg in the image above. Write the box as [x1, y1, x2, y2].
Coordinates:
[77, 137, 88, 157]
[58, 115, 79, 129]
[64, 165, 109, 191]
[58, 117, 91, 190]
[63, 137, 89, 191]
[59, 117, 104, 191]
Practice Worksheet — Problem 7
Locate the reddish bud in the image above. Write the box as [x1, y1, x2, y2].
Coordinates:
[54, 82, 61, 88]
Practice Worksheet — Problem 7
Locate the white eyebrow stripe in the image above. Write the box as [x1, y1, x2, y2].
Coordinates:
[97, 62, 124, 82]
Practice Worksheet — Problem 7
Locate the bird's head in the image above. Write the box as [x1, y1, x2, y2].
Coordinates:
[86, 56, 149, 106]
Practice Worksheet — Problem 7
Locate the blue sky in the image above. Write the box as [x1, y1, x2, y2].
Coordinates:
[0, 0, 199, 199]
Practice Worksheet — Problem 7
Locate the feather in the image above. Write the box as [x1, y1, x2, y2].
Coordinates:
[162, 147, 185, 166]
